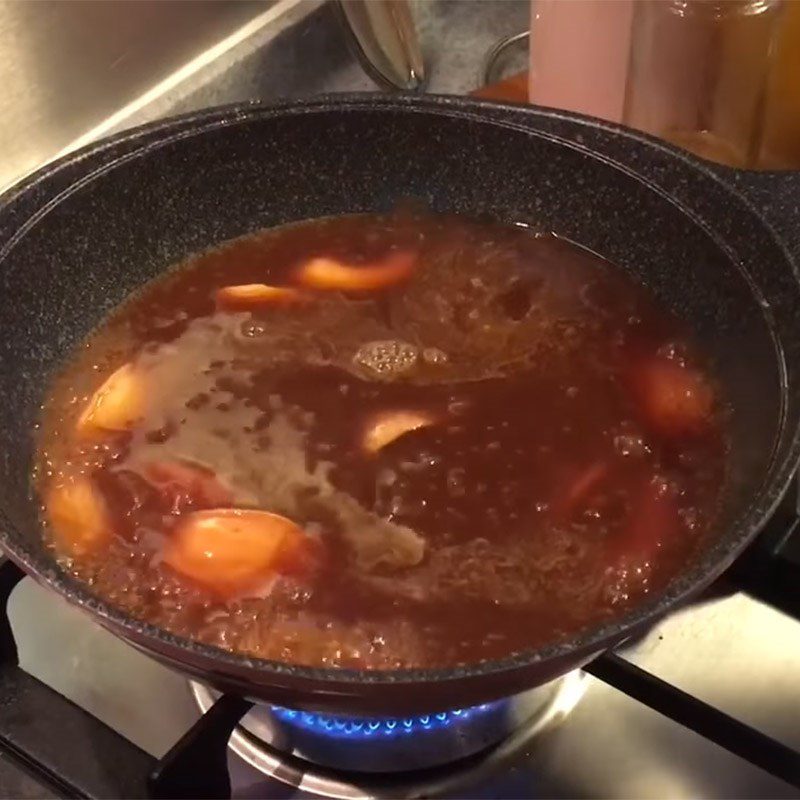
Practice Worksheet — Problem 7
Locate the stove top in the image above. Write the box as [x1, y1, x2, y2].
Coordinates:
[2, 474, 798, 799]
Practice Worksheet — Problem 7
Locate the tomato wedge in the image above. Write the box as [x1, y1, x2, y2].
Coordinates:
[295, 251, 416, 292]
[361, 409, 435, 453]
[46, 476, 111, 556]
[611, 477, 680, 564]
[164, 509, 313, 598]
[215, 284, 307, 310]
[77, 363, 145, 435]
[628, 356, 714, 438]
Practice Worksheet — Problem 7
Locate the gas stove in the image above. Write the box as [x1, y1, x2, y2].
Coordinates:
[1, 473, 798, 799]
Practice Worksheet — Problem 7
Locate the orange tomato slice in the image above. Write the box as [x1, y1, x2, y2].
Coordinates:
[629, 357, 714, 437]
[46, 476, 111, 556]
[215, 284, 307, 310]
[76, 363, 144, 435]
[295, 251, 416, 292]
[362, 409, 435, 453]
[164, 509, 310, 598]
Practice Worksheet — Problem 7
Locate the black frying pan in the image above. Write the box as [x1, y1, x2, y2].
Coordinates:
[0, 95, 798, 715]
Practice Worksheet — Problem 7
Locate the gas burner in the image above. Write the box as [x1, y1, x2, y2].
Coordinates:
[191, 670, 589, 798]
[266, 699, 510, 772]
[271, 700, 504, 742]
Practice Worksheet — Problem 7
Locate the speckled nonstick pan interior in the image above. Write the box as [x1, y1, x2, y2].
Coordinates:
[0, 96, 798, 714]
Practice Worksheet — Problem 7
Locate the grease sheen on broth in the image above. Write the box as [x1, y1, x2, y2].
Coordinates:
[35, 212, 727, 669]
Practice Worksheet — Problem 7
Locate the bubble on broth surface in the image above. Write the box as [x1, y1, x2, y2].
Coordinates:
[353, 339, 418, 377]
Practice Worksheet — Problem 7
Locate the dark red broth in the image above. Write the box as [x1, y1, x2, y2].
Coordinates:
[35, 212, 727, 669]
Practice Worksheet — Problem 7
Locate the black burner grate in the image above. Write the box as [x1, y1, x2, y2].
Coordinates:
[0, 561, 155, 800]
[1, 479, 798, 798]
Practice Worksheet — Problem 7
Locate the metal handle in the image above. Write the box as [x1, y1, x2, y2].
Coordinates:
[481, 30, 529, 88]
[335, 0, 425, 92]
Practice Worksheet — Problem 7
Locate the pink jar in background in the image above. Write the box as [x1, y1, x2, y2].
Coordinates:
[528, 0, 634, 123]
[526, 0, 782, 167]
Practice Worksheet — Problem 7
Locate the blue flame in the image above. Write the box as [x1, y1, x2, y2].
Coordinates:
[271, 702, 501, 740]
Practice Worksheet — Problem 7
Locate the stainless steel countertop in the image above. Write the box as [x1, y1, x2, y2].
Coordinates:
[0, 0, 273, 191]
[5, 1, 800, 797]
[2, 0, 531, 193]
